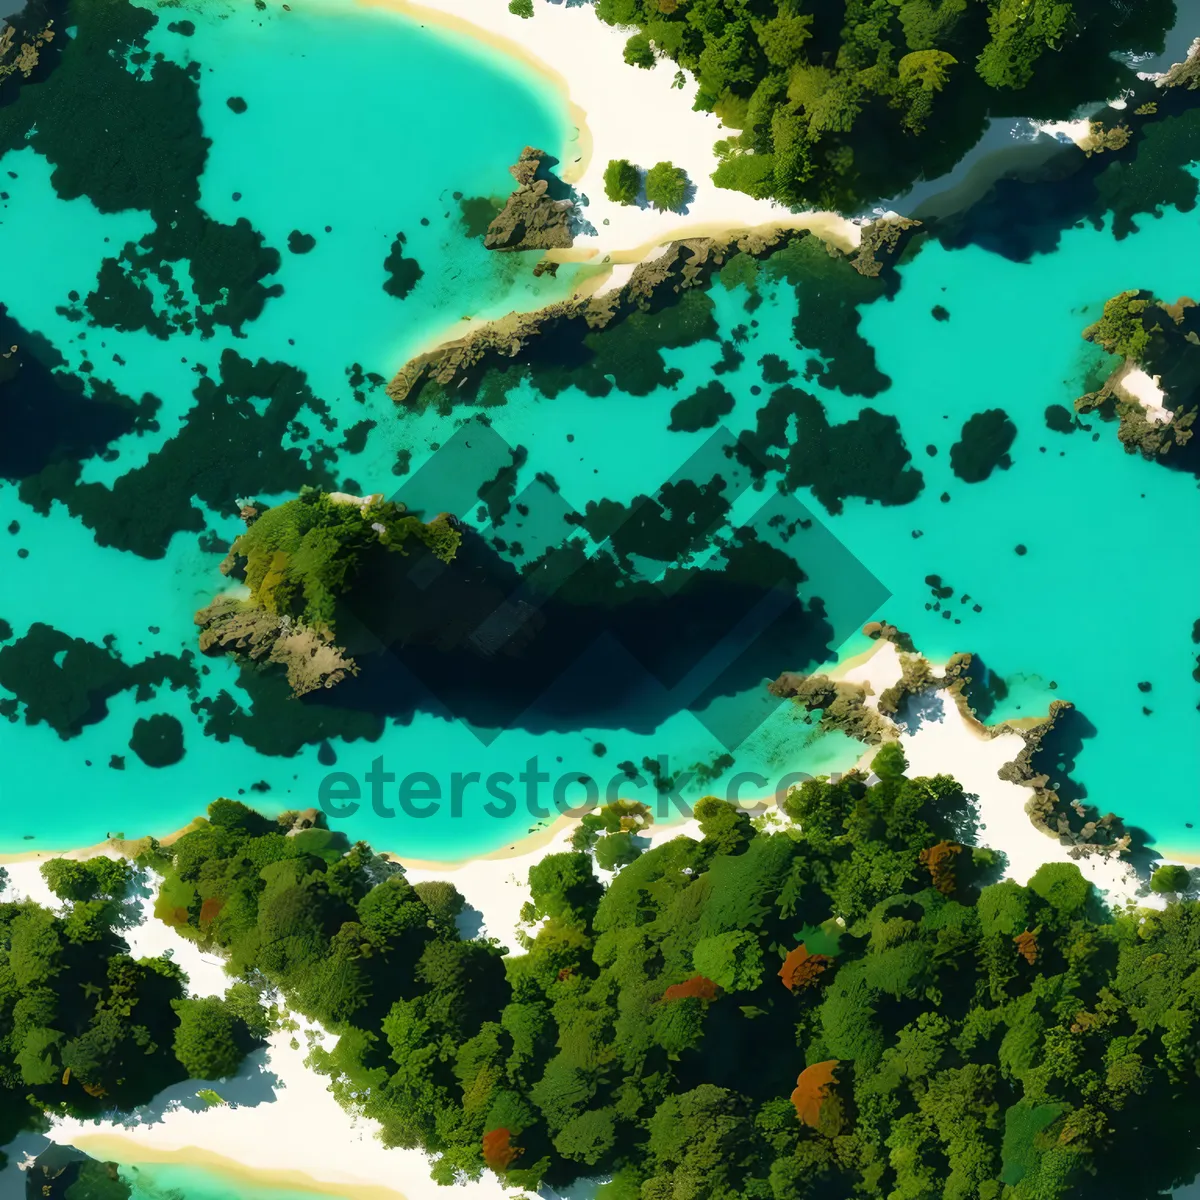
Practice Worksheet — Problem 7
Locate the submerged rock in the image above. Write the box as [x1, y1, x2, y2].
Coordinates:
[23, 1143, 130, 1200]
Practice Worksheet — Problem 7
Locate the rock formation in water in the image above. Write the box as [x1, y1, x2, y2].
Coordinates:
[195, 489, 460, 697]
[387, 225, 885, 408]
[1075, 289, 1199, 460]
[768, 671, 891, 743]
[0, 18, 54, 83]
[848, 216, 921, 277]
[484, 146, 574, 252]
[22, 1144, 130, 1200]
[769, 625, 1132, 865]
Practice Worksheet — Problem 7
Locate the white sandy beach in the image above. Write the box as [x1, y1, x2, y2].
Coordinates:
[362, 0, 863, 271]
[835, 640, 1144, 898]
[0, 639, 1179, 1198]
[1116, 362, 1174, 423]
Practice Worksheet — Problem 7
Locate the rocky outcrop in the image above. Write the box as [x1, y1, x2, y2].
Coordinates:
[388, 229, 798, 408]
[768, 671, 891, 743]
[849, 216, 921, 277]
[987, 699, 1132, 861]
[773, 634, 1131, 865]
[484, 146, 573, 252]
[0, 19, 54, 83]
[861, 620, 915, 652]
[1076, 375, 1197, 459]
[195, 595, 358, 697]
[1159, 35, 1200, 90]
[1075, 291, 1199, 461]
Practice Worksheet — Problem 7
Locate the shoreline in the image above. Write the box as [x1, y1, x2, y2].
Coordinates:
[2, 639, 1185, 1200]
[64, 1137, 409, 1200]
[357, 0, 861, 266]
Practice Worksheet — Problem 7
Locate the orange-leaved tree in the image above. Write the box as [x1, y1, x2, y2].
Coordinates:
[662, 975, 719, 1002]
[778, 943, 830, 992]
[790, 1060, 839, 1128]
[482, 1127, 520, 1172]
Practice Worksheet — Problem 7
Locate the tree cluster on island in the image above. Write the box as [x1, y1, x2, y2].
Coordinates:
[604, 158, 692, 211]
[0, 856, 265, 1164]
[1076, 289, 1198, 461]
[193, 488, 460, 697]
[595, 0, 1175, 209]
[120, 748, 1200, 1200]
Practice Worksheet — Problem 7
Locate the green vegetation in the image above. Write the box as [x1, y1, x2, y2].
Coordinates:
[1150, 863, 1192, 895]
[0, 857, 263, 1153]
[143, 772, 1200, 1198]
[41, 856, 135, 903]
[644, 160, 690, 211]
[230, 488, 459, 637]
[1076, 289, 1199, 460]
[624, 31, 656, 69]
[195, 488, 462, 695]
[593, 0, 1174, 209]
[1082, 289, 1155, 361]
[603, 158, 642, 205]
[508, 0, 534, 19]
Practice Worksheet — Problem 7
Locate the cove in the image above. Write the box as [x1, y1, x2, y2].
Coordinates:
[0, 0, 1198, 865]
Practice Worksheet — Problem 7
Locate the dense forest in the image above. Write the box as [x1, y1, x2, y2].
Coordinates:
[0, 857, 264, 1162]
[140, 750, 1200, 1199]
[594, 0, 1177, 208]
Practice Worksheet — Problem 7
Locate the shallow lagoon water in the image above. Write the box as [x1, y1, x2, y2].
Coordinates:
[121, 1159, 347, 1199]
[0, 0, 1198, 861]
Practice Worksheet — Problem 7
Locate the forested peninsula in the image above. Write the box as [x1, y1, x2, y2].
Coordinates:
[0, 857, 264, 1157]
[593, 0, 1177, 208]
[7, 755, 1198, 1198]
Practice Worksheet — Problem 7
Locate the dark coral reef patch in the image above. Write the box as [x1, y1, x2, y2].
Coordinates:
[0, 623, 197, 738]
[19, 351, 339, 558]
[950, 409, 1017, 483]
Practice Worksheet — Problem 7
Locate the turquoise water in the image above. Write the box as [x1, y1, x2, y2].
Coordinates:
[121, 1159, 348, 1199]
[0, 0, 1197, 862]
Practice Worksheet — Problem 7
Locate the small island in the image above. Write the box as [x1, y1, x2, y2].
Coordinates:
[195, 488, 460, 696]
[1075, 289, 1199, 462]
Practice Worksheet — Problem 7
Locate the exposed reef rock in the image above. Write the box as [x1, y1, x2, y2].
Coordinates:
[849, 216, 921, 277]
[1075, 289, 1199, 461]
[995, 701, 1132, 861]
[768, 671, 891, 743]
[196, 596, 359, 698]
[484, 146, 573, 252]
[390, 229, 829, 408]
[861, 620, 915, 652]
[0, 18, 54, 82]
[1159, 35, 1200, 90]
[388, 214, 920, 412]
